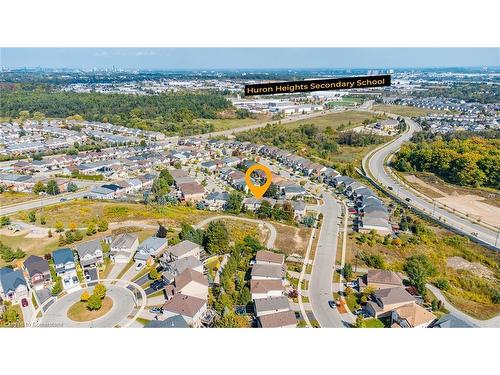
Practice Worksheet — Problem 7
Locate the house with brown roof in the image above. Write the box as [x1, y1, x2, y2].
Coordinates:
[365, 287, 416, 318]
[255, 250, 284, 266]
[174, 268, 208, 300]
[250, 279, 285, 300]
[178, 181, 205, 202]
[390, 303, 436, 328]
[360, 269, 405, 290]
[259, 310, 297, 328]
[162, 293, 207, 327]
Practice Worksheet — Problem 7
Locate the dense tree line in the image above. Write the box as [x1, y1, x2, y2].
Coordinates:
[393, 134, 500, 189]
[236, 123, 387, 166]
[0, 89, 232, 135]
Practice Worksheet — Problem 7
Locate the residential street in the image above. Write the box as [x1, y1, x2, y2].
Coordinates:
[308, 189, 347, 328]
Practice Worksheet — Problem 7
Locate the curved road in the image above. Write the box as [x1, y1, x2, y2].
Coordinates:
[194, 215, 277, 249]
[364, 117, 499, 251]
[31, 279, 147, 328]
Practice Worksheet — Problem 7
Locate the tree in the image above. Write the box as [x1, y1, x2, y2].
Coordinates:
[403, 254, 436, 296]
[67, 182, 78, 192]
[28, 210, 36, 223]
[65, 230, 74, 244]
[97, 219, 108, 232]
[80, 291, 90, 302]
[151, 177, 169, 201]
[256, 200, 272, 219]
[40, 216, 46, 225]
[2, 306, 19, 325]
[342, 263, 353, 281]
[93, 283, 107, 299]
[45, 180, 60, 195]
[355, 315, 366, 328]
[203, 220, 229, 255]
[156, 224, 167, 238]
[226, 191, 243, 213]
[87, 293, 102, 310]
[149, 267, 161, 280]
[33, 181, 45, 194]
[55, 221, 64, 232]
[48, 229, 53, 238]
[215, 312, 248, 328]
[264, 183, 279, 198]
[0, 216, 10, 226]
[434, 278, 450, 291]
[159, 169, 174, 186]
[74, 230, 83, 241]
[179, 223, 204, 245]
[58, 234, 66, 246]
[239, 286, 252, 306]
[86, 223, 96, 236]
[69, 222, 77, 231]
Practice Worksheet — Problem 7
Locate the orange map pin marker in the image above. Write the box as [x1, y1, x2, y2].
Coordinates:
[245, 163, 272, 199]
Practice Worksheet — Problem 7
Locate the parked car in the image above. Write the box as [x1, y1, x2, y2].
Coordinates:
[151, 280, 167, 291]
[405, 197, 411, 202]
[328, 300, 337, 309]
[21, 298, 28, 307]
[135, 262, 145, 271]
[60, 197, 68, 202]
[388, 186, 393, 190]
[72, 276, 79, 284]
[149, 307, 163, 314]
[85, 272, 91, 282]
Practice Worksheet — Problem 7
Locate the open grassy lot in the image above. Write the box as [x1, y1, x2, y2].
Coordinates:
[274, 223, 312, 255]
[288, 110, 386, 131]
[67, 297, 113, 322]
[14, 199, 215, 228]
[373, 104, 450, 117]
[0, 191, 39, 206]
[220, 218, 269, 246]
[194, 114, 272, 131]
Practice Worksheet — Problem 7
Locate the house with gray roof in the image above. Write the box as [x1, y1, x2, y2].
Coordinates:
[23, 255, 51, 290]
[254, 296, 291, 317]
[134, 236, 168, 264]
[0, 267, 28, 303]
[251, 263, 285, 281]
[144, 315, 189, 328]
[430, 313, 477, 328]
[110, 233, 139, 263]
[75, 239, 104, 269]
[161, 240, 201, 263]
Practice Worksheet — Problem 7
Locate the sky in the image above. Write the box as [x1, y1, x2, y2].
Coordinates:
[1, 48, 499, 70]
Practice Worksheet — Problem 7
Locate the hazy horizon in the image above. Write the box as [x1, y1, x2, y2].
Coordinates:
[1, 48, 499, 70]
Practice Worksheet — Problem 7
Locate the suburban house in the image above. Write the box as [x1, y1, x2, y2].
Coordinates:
[254, 296, 291, 317]
[174, 268, 209, 300]
[144, 315, 189, 328]
[134, 236, 168, 265]
[202, 191, 229, 211]
[161, 240, 202, 263]
[390, 303, 437, 328]
[161, 293, 207, 328]
[258, 310, 297, 328]
[23, 255, 51, 290]
[255, 250, 285, 266]
[0, 267, 29, 303]
[359, 269, 405, 290]
[365, 287, 416, 318]
[430, 314, 477, 328]
[75, 239, 104, 269]
[250, 279, 285, 300]
[178, 181, 205, 202]
[110, 233, 139, 263]
[163, 256, 204, 279]
[251, 264, 285, 280]
[52, 248, 79, 289]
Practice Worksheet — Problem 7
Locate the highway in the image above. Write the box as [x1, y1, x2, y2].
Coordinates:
[364, 117, 500, 251]
[0, 189, 90, 216]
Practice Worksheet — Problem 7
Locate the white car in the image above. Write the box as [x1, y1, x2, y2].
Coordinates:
[135, 262, 145, 271]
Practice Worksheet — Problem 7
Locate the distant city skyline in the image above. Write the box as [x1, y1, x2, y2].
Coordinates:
[1, 48, 499, 70]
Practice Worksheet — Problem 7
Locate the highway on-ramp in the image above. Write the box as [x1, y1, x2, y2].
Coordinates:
[364, 117, 499, 251]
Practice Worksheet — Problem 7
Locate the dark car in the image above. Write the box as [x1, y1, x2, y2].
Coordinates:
[21, 298, 29, 308]
[388, 186, 393, 190]
[328, 300, 337, 309]
[151, 280, 167, 291]
[149, 307, 163, 314]
[405, 197, 411, 202]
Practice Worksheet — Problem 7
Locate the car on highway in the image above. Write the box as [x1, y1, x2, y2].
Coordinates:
[471, 232, 479, 237]
[388, 186, 393, 190]
[21, 298, 29, 307]
[60, 197, 68, 202]
[135, 262, 145, 271]
[328, 300, 337, 309]
[150, 280, 167, 291]
[405, 197, 411, 202]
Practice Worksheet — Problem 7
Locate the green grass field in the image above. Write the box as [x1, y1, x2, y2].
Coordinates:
[373, 104, 451, 117]
[194, 114, 272, 131]
[288, 110, 386, 131]
[0, 191, 39, 206]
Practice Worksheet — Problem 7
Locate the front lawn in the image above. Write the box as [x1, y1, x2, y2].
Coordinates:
[364, 318, 385, 328]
